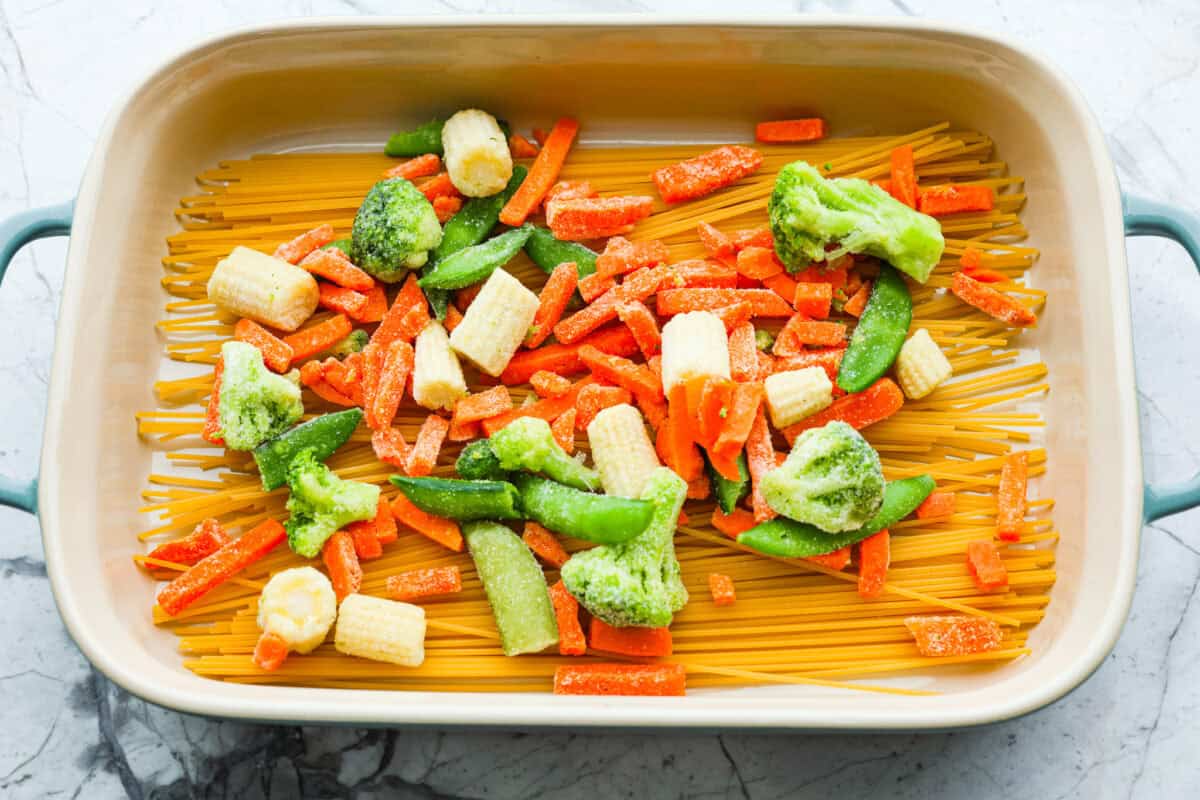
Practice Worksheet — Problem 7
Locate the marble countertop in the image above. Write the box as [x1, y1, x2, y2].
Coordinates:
[3, 1, 1199, 797]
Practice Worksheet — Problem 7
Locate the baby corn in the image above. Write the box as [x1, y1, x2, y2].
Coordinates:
[206, 245, 319, 332]
[334, 594, 426, 667]
[896, 327, 953, 399]
[660, 311, 731, 393]
[449, 268, 539, 377]
[256, 567, 337, 654]
[441, 109, 514, 197]
[587, 403, 662, 498]
[764, 366, 834, 428]
[413, 320, 468, 411]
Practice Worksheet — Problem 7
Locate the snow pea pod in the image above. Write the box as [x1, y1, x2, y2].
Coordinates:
[524, 226, 598, 278]
[252, 408, 362, 491]
[384, 119, 445, 157]
[836, 262, 912, 393]
[418, 225, 534, 290]
[512, 474, 653, 545]
[737, 474, 934, 558]
[464, 521, 559, 656]
[389, 476, 523, 520]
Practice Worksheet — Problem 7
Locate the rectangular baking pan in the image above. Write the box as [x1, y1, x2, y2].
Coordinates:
[4, 16, 1199, 730]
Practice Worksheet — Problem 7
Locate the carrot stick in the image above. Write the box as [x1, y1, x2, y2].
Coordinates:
[725, 322, 758, 383]
[547, 196, 655, 241]
[755, 118, 826, 143]
[709, 301, 755, 332]
[386, 566, 463, 602]
[322, 529, 363, 602]
[657, 288, 793, 318]
[697, 221, 735, 258]
[842, 282, 872, 318]
[253, 631, 290, 672]
[904, 615, 1002, 657]
[574, 383, 632, 430]
[550, 408, 576, 453]
[299, 248, 375, 291]
[966, 540, 1009, 591]
[146, 518, 231, 566]
[657, 383, 704, 482]
[783, 377, 904, 444]
[527, 262, 579, 348]
[793, 263, 848, 292]
[773, 315, 846, 353]
[480, 378, 593, 437]
[321, 358, 364, 406]
[446, 416, 479, 442]
[360, 343, 384, 427]
[372, 273, 428, 346]
[578, 345, 663, 405]
[370, 427, 411, 469]
[234, 318, 294, 373]
[731, 227, 774, 250]
[577, 270, 615, 304]
[452, 385, 514, 425]
[553, 663, 686, 696]
[522, 522, 570, 568]
[202, 358, 225, 445]
[417, 172, 461, 202]
[735, 246, 784, 279]
[951, 272, 1037, 327]
[693, 377, 733, 449]
[433, 195, 463, 224]
[389, 493, 464, 552]
[382, 153, 442, 180]
[306, 376, 357, 407]
[283, 314, 354, 361]
[996, 451, 1029, 541]
[508, 134, 540, 159]
[352, 282, 388, 324]
[552, 265, 670, 344]
[744, 407, 777, 522]
[918, 184, 994, 216]
[547, 581, 586, 656]
[372, 340, 415, 429]
[156, 520, 286, 616]
[348, 520, 384, 560]
[318, 282, 369, 319]
[615, 300, 661, 358]
[857, 530, 890, 598]
[544, 179, 596, 206]
[762, 272, 799, 306]
[806, 546, 851, 571]
[501, 323, 639, 384]
[501, 117, 580, 226]
[589, 619, 673, 657]
[443, 303, 464, 333]
[652, 145, 763, 203]
[792, 282, 833, 319]
[713, 382, 763, 459]
[708, 573, 737, 606]
[273, 223, 335, 264]
[596, 237, 670, 279]
[772, 347, 846, 382]
[531, 370, 573, 398]
[916, 490, 956, 520]
[406, 414, 449, 477]
[889, 144, 918, 208]
[371, 494, 398, 545]
[669, 259, 739, 289]
[710, 507, 756, 539]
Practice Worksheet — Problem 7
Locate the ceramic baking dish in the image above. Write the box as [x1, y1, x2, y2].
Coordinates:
[2, 16, 1198, 730]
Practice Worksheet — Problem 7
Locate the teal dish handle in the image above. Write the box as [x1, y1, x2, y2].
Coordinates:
[0, 200, 74, 514]
[1124, 193, 1200, 522]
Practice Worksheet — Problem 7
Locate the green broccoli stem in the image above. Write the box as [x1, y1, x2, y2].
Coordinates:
[253, 408, 363, 491]
[489, 416, 600, 491]
[464, 521, 559, 656]
[512, 474, 653, 544]
[389, 475, 523, 520]
[384, 119, 445, 157]
[418, 225, 534, 290]
[454, 439, 510, 481]
[737, 474, 936, 558]
[836, 263, 912, 393]
[523, 227, 599, 278]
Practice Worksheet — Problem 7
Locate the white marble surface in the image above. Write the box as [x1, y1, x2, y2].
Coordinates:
[2, 0, 1199, 797]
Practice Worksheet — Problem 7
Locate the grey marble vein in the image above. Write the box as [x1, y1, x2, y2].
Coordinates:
[2, 0, 1199, 797]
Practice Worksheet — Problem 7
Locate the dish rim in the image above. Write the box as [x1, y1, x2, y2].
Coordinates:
[38, 14, 1142, 729]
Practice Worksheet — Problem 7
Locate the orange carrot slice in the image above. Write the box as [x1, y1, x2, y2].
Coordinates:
[146, 518, 231, 567]
[452, 385, 513, 426]
[774, 315, 846, 353]
[996, 452, 1029, 541]
[433, 195, 463, 223]
[383, 153, 442, 180]
[531, 370, 573, 398]
[352, 282, 388, 324]
[550, 408, 577, 453]
[915, 491, 956, 519]
[652, 145, 763, 203]
[577, 271, 616, 304]
[157, 520, 286, 616]
[589, 619, 673, 657]
[547, 196, 655, 241]
[728, 322, 758, 383]
[372, 273, 428, 346]
[548, 581, 586, 656]
[578, 345, 663, 405]
[527, 262, 579, 348]
[657, 383, 704, 482]
[389, 493, 464, 552]
[273, 223, 335, 264]
[372, 340, 415, 429]
[253, 631, 290, 672]
[322, 530, 362, 602]
[596, 237, 670, 279]
[544, 179, 595, 206]
[370, 427, 411, 469]
[202, 357, 225, 445]
[806, 546, 851, 571]
[889, 145, 918, 208]
[406, 414, 449, 477]
[697, 221, 736, 258]
[772, 347, 846, 382]
[656, 288, 792, 318]
[668, 259, 739, 289]
[918, 184, 994, 216]
[792, 282, 833, 319]
[443, 304, 464, 333]
[735, 246, 784, 280]
[615, 300, 661, 358]
[966, 540, 1009, 591]
[755, 118, 826, 143]
[522, 522, 570, 568]
[708, 573, 737, 606]
[299, 248, 375, 292]
[842, 281, 872, 318]
[744, 408, 778, 523]
[783, 378, 904, 444]
[951, 272, 1037, 327]
[762, 272, 798, 306]
[857, 530, 890, 598]
[713, 382, 763, 459]
[711, 506, 756, 539]
[234, 318, 294, 373]
[417, 172, 461, 202]
[283, 314, 354, 361]
[904, 615, 1003, 657]
[502, 323, 639, 384]
[348, 520, 383, 560]
[317, 282, 369, 318]
[501, 117, 580, 226]
[553, 663, 686, 696]
[386, 566, 463, 602]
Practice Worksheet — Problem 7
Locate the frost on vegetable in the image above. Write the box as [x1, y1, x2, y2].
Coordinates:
[284, 448, 381, 558]
[489, 416, 600, 491]
[216, 341, 304, 451]
[768, 161, 944, 283]
[351, 178, 444, 282]
[761, 420, 885, 533]
[560, 467, 689, 628]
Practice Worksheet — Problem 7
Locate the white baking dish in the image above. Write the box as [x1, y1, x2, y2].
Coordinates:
[3, 16, 1199, 730]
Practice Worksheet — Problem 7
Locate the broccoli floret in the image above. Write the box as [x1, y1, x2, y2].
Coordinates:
[754, 327, 775, 352]
[455, 439, 509, 481]
[329, 329, 369, 357]
[489, 417, 600, 491]
[284, 448, 380, 558]
[559, 467, 688, 627]
[216, 341, 304, 451]
[351, 178, 444, 282]
[768, 161, 944, 283]
[761, 421, 885, 533]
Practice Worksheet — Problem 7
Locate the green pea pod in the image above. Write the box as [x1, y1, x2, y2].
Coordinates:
[737, 474, 935, 558]
[252, 408, 363, 491]
[423, 166, 529, 317]
[513, 474, 654, 544]
[321, 237, 353, 253]
[705, 451, 749, 514]
[836, 263, 912, 393]
[389, 475, 523, 520]
[384, 119, 445, 157]
[524, 226, 599, 278]
[464, 521, 559, 656]
[418, 225, 534, 290]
